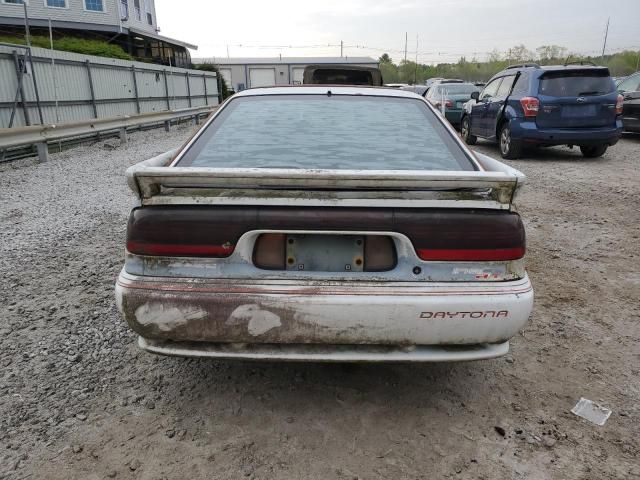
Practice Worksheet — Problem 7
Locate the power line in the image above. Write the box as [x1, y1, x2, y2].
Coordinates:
[197, 41, 640, 65]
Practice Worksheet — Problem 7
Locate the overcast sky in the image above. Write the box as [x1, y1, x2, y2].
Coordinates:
[155, 0, 640, 63]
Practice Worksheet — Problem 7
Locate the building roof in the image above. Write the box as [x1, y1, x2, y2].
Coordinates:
[196, 56, 378, 66]
[128, 27, 198, 51]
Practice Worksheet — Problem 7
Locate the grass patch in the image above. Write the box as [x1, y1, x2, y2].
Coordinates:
[0, 35, 132, 60]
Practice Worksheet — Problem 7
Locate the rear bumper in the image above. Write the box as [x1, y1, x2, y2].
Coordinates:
[445, 109, 464, 125]
[622, 115, 640, 132]
[139, 337, 511, 363]
[511, 119, 623, 146]
[116, 271, 533, 360]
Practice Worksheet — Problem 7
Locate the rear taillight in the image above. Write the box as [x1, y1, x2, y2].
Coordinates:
[616, 94, 624, 115]
[416, 247, 525, 261]
[395, 210, 526, 262]
[126, 207, 251, 257]
[126, 241, 234, 257]
[435, 100, 453, 109]
[520, 97, 539, 117]
[126, 207, 525, 263]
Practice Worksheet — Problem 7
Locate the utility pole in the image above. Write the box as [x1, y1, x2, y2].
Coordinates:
[340, 40, 343, 58]
[601, 17, 610, 60]
[226, 44, 230, 59]
[23, 2, 31, 47]
[414, 34, 418, 84]
[48, 17, 60, 124]
[404, 32, 408, 63]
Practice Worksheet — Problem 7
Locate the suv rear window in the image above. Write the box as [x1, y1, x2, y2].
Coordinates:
[177, 95, 476, 171]
[539, 69, 615, 97]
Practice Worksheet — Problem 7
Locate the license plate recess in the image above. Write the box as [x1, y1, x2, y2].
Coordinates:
[286, 234, 364, 272]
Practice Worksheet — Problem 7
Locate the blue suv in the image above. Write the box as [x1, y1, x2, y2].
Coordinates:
[460, 63, 624, 159]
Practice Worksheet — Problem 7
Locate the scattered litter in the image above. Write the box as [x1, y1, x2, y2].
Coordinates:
[571, 398, 612, 426]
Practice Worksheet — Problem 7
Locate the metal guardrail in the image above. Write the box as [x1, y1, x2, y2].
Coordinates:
[0, 105, 215, 163]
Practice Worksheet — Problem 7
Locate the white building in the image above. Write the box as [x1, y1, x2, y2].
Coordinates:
[198, 56, 379, 91]
[0, 0, 196, 67]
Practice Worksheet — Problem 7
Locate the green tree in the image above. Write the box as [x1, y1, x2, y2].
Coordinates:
[507, 44, 534, 63]
[536, 45, 567, 63]
[195, 62, 231, 99]
[374, 45, 639, 85]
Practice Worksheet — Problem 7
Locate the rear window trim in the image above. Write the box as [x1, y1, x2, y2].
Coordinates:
[172, 93, 480, 172]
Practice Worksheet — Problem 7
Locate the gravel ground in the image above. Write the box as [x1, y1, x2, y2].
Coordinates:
[1, 127, 639, 480]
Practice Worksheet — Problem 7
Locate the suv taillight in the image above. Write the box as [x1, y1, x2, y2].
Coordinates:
[616, 94, 624, 115]
[434, 100, 453, 109]
[520, 97, 539, 117]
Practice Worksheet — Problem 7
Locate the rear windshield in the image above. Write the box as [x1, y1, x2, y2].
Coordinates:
[177, 95, 475, 171]
[433, 84, 479, 95]
[539, 70, 615, 97]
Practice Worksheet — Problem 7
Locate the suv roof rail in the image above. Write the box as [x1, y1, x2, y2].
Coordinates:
[563, 60, 598, 67]
[505, 63, 540, 70]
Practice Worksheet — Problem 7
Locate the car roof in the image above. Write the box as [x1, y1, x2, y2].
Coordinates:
[499, 64, 610, 73]
[233, 85, 426, 99]
[431, 82, 476, 87]
[491, 64, 611, 82]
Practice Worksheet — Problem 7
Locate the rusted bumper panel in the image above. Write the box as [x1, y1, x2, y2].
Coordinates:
[116, 271, 533, 347]
[139, 337, 511, 363]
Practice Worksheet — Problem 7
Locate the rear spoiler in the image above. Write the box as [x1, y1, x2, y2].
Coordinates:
[126, 151, 526, 210]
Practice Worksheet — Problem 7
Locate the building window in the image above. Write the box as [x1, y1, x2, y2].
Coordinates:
[144, 0, 153, 25]
[119, 0, 128, 19]
[133, 0, 141, 20]
[3, 0, 25, 4]
[84, 0, 104, 12]
[46, 0, 67, 8]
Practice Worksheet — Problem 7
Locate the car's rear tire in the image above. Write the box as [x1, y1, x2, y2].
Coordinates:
[461, 116, 477, 145]
[499, 123, 522, 160]
[580, 144, 608, 158]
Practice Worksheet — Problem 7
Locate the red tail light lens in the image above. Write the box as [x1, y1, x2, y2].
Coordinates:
[416, 247, 525, 261]
[395, 210, 526, 262]
[520, 97, 539, 117]
[616, 94, 624, 115]
[126, 207, 250, 257]
[127, 242, 234, 257]
[126, 207, 525, 263]
[435, 100, 453, 109]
